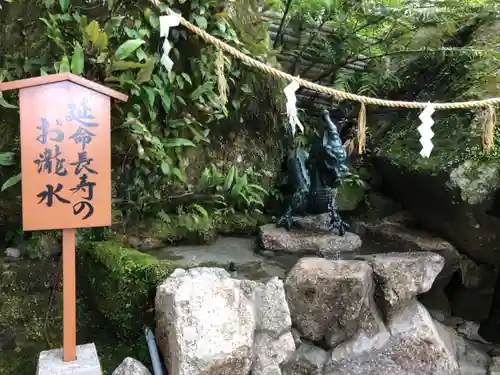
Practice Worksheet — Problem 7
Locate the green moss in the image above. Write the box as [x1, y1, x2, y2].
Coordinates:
[82, 239, 175, 340]
[214, 211, 272, 235]
[336, 181, 366, 212]
[149, 214, 216, 244]
[146, 211, 272, 245]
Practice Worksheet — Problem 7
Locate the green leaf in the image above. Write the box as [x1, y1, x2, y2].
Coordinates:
[159, 92, 171, 113]
[136, 49, 148, 62]
[114, 39, 146, 60]
[230, 180, 244, 199]
[181, 73, 192, 85]
[187, 123, 209, 141]
[160, 161, 170, 175]
[1, 173, 21, 192]
[0, 152, 15, 166]
[107, 0, 114, 11]
[143, 86, 156, 107]
[59, 56, 71, 72]
[104, 16, 124, 36]
[59, 0, 69, 12]
[149, 13, 160, 29]
[111, 61, 144, 71]
[0, 93, 18, 109]
[94, 32, 108, 51]
[85, 20, 100, 44]
[248, 184, 268, 194]
[224, 166, 235, 192]
[172, 168, 186, 183]
[71, 41, 84, 74]
[136, 58, 156, 84]
[191, 204, 208, 218]
[190, 81, 213, 100]
[194, 16, 207, 29]
[164, 138, 196, 148]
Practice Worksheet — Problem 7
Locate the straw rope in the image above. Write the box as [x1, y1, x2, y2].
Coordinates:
[153, 4, 500, 110]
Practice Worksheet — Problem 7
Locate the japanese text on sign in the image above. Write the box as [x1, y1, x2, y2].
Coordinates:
[34, 98, 98, 220]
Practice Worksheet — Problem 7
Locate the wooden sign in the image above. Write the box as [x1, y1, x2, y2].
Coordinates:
[0, 74, 126, 230]
[0, 73, 127, 362]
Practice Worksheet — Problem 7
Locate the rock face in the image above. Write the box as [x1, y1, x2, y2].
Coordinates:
[284, 258, 373, 342]
[358, 252, 445, 315]
[112, 358, 151, 375]
[372, 156, 500, 266]
[259, 223, 362, 259]
[155, 268, 295, 375]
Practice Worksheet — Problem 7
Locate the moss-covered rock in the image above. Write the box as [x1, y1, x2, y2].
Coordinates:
[137, 211, 273, 249]
[146, 215, 216, 245]
[214, 211, 273, 235]
[81, 239, 175, 340]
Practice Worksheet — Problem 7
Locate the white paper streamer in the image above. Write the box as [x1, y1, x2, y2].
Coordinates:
[418, 104, 435, 158]
[159, 13, 181, 71]
[283, 80, 304, 135]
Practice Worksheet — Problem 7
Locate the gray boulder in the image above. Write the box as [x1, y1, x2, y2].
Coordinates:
[285, 257, 372, 342]
[259, 224, 362, 259]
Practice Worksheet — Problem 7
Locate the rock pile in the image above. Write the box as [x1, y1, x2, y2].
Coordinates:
[148, 251, 497, 375]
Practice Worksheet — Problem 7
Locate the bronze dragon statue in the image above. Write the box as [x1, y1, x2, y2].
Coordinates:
[277, 109, 350, 235]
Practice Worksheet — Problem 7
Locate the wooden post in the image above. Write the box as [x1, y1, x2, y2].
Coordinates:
[63, 228, 77, 362]
[0, 73, 127, 362]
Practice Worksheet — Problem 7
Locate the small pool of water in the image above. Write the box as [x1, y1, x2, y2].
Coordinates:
[148, 234, 393, 281]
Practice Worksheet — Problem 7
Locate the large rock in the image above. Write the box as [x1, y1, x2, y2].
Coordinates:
[325, 301, 460, 375]
[112, 358, 151, 375]
[155, 267, 255, 375]
[359, 252, 445, 315]
[259, 224, 362, 259]
[284, 257, 372, 342]
[363, 217, 460, 289]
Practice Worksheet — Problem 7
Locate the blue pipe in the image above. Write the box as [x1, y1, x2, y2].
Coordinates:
[144, 326, 164, 375]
